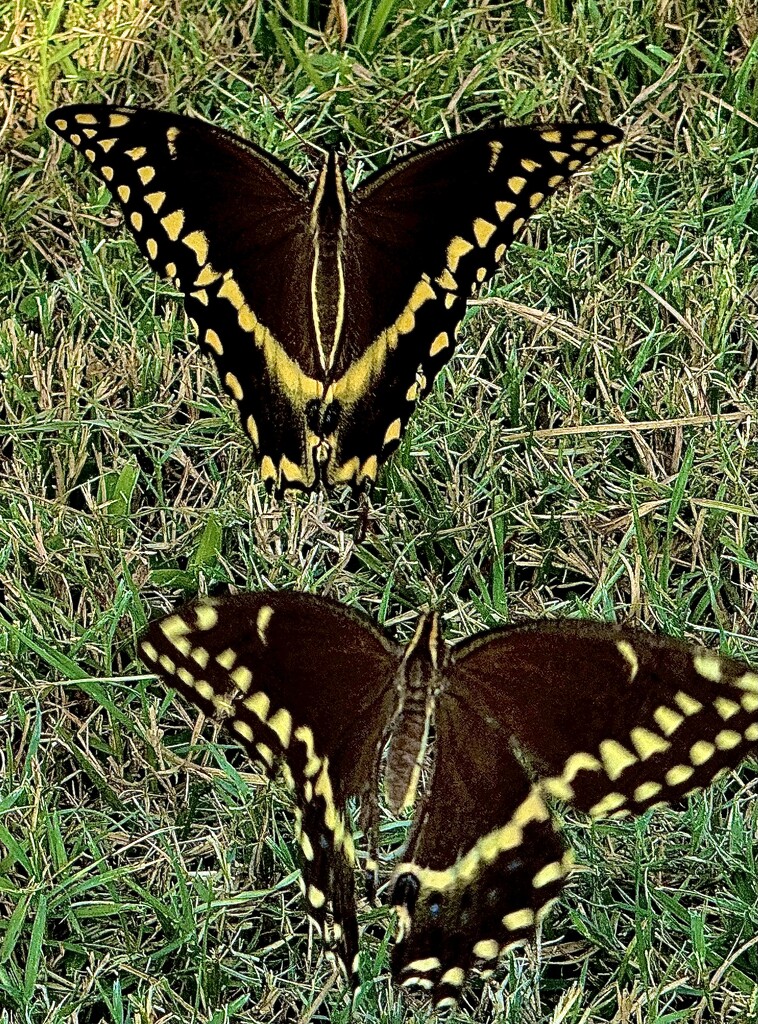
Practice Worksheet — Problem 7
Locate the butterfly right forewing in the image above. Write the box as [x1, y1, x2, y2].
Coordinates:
[140, 591, 403, 983]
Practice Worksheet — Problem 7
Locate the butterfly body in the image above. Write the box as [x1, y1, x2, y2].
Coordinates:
[48, 106, 622, 493]
[140, 592, 758, 1005]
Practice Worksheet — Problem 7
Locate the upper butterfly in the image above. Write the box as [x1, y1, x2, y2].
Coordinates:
[47, 105, 622, 494]
[140, 592, 758, 1006]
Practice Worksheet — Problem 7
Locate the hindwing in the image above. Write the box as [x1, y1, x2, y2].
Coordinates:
[48, 106, 621, 493]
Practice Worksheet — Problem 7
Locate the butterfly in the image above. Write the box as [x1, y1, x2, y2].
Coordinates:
[139, 591, 758, 1006]
[47, 105, 622, 494]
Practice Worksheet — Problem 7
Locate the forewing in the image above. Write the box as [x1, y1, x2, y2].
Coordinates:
[140, 591, 402, 983]
[392, 619, 758, 1004]
[47, 105, 323, 490]
[328, 123, 622, 481]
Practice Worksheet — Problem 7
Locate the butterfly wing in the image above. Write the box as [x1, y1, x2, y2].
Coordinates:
[139, 591, 402, 983]
[391, 620, 758, 1004]
[47, 104, 325, 490]
[326, 123, 623, 483]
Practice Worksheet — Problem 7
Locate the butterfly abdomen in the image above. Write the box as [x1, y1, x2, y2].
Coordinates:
[309, 151, 349, 378]
[385, 612, 446, 813]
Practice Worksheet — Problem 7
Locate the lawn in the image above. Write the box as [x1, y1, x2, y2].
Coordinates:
[1, 0, 757, 1021]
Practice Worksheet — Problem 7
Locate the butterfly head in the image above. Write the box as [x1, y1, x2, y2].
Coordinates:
[402, 610, 447, 675]
[310, 148, 349, 231]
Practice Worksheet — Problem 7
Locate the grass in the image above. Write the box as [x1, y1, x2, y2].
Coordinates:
[1, 0, 758, 1020]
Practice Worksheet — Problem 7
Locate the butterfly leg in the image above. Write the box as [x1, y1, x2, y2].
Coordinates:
[358, 766, 382, 903]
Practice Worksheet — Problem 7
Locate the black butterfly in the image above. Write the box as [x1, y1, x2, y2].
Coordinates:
[47, 105, 622, 494]
[140, 591, 758, 1005]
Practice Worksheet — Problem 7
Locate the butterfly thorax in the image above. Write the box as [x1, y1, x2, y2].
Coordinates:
[385, 612, 447, 813]
[308, 151, 348, 381]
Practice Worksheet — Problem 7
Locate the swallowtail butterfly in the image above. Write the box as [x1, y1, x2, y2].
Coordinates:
[47, 105, 622, 494]
[140, 591, 758, 1005]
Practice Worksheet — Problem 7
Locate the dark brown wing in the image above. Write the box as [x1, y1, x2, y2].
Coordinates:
[391, 619, 758, 1005]
[47, 105, 323, 489]
[326, 123, 623, 481]
[139, 591, 402, 984]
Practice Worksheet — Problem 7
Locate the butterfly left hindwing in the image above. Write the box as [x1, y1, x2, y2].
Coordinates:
[48, 106, 621, 493]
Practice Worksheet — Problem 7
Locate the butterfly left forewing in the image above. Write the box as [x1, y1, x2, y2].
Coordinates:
[327, 123, 622, 485]
[392, 619, 758, 1004]
[48, 105, 325, 492]
[139, 592, 402, 983]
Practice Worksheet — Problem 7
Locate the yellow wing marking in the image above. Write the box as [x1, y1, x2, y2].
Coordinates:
[383, 418, 402, 447]
[429, 332, 449, 357]
[267, 708, 292, 747]
[616, 640, 639, 681]
[589, 791, 626, 817]
[674, 690, 703, 715]
[599, 738, 637, 781]
[654, 704, 684, 736]
[473, 218, 496, 247]
[224, 372, 244, 401]
[630, 726, 670, 760]
[183, 230, 209, 264]
[216, 272, 322, 412]
[161, 210, 185, 241]
[145, 191, 166, 213]
[503, 908, 534, 930]
[665, 764, 693, 786]
[215, 647, 236, 670]
[141, 640, 158, 662]
[205, 329, 223, 355]
[693, 652, 722, 682]
[689, 740, 715, 765]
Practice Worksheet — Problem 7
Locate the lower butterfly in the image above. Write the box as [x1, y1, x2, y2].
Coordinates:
[48, 105, 622, 494]
[139, 591, 758, 1005]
